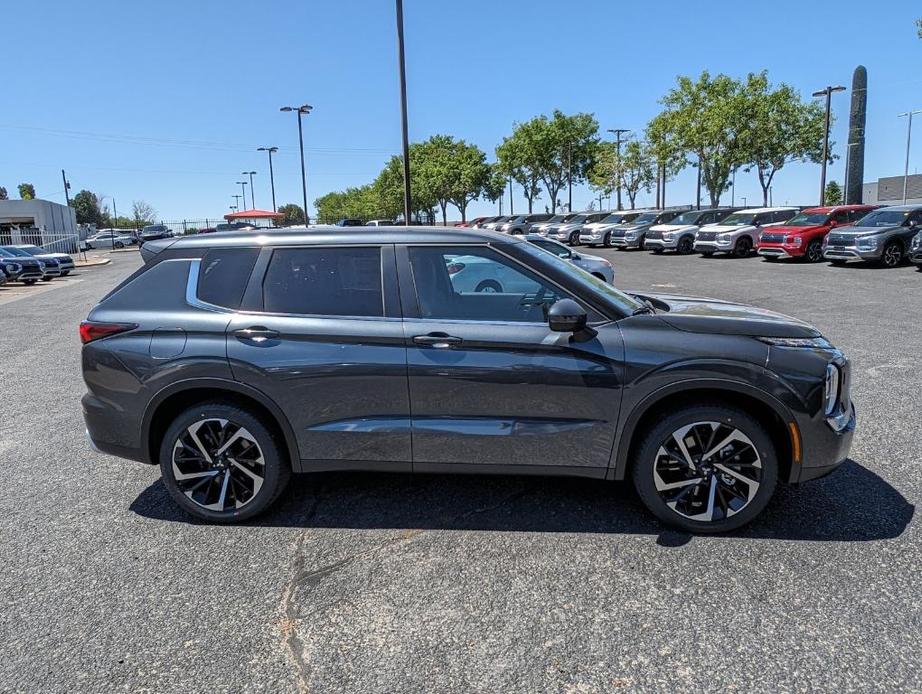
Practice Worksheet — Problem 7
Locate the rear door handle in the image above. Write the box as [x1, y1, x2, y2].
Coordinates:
[412, 333, 462, 348]
[233, 326, 279, 343]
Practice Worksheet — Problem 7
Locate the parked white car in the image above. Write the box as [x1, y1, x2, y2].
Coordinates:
[85, 229, 137, 249]
[693, 207, 799, 257]
[525, 234, 614, 283]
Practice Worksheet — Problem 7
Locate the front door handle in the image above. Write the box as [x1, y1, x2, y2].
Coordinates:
[413, 332, 462, 348]
[234, 326, 279, 343]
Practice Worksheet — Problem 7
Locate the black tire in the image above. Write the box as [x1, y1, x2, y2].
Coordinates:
[114, 241, 125, 249]
[733, 236, 753, 258]
[805, 239, 824, 263]
[637, 234, 646, 251]
[159, 402, 290, 523]
[651, 247, 664, 255]
[603, 232, 613, 248]
[879, 241, 903, 268]
[475, 279, 502, 293]
[676, 236, 694, 255]
[631, 402, 778, 533]
[568, 231, 580, 247]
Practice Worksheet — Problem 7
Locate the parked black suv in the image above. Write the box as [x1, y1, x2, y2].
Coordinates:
[82, 227, 855, 532]
[0, 247, 44, 285]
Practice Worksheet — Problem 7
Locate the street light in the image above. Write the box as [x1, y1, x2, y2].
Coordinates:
[395, 0, 412, 224]
[607, 128, 630, 210]
[812, 85, 847, 206]
[280, 104, 313, 224]
[257, 147, 279, 212]
[242, 171, 256, 209]
[232, 194, 242, 210]
[898, 110, 922, 204]
[236, 181, 248, 211]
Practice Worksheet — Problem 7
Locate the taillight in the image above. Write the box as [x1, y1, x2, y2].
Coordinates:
[446, 262, 465, 275]
[79, 321, 137, 344]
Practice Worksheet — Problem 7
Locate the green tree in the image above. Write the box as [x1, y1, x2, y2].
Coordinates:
[824, 180, 843, 205]
[738, 72, 828, 206]
[656, 72, 750, 207]
[508, 110, 600, 212]
[18, 183, 36, 200]
[277, 203, 305, 226]
[71, 190, 105, 226]
[496, 134, 542, 213]
[0, 186, 8, 200]
[445, 139, 491, 223]
[645, 112, 687, 206]
[587, 140, 617, 201]
[622, 140, 657, 209]
[481, 164, 507, 213]
[916, 18, 921, 38]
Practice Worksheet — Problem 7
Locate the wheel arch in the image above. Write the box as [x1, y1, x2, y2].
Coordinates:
[142, 378, 300, 470]
[610, 380, 797, 484]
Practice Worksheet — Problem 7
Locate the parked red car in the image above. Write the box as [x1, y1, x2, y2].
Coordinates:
[757, 204, 876, 262]
[456, 216, 489, 228]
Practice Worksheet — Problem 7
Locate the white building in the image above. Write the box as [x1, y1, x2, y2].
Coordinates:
[0, 198, 79, 252]
[862, 174, 922, 206]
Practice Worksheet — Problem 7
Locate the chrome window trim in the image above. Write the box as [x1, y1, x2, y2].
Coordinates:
[186, 259, 233, 313]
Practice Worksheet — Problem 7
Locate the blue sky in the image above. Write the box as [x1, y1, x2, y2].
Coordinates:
[3, 0, 921, 221]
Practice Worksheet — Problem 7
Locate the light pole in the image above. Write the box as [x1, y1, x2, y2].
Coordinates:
[731, 167, 736, 207]
[232, 195, 242, 211]
[242, 171, 256, 209]
[607, 128, 630, 210]
[812, 85, 847, 206]
[237, 181, 248, 211]
[280, 104, 313, 224]
[898, 110, 922, 204]
[567, 141, 573, 213]
[395, 0, 412, 224]
[258, 147, 279, 212]
[741, 196, 747, 207]
[508, 176, 514, 216]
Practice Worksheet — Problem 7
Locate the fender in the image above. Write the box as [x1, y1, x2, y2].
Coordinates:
[140, 377, 301, 468]
[607, 376, 797, 481]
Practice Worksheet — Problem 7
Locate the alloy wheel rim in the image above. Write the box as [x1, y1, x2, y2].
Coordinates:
[172, 418, 265, 512]
[653, 421, 762, 522]
[807, 242, 822, 262]
[884, 245, 901, 266]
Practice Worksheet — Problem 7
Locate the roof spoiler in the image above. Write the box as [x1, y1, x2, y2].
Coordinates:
[139, 238, 178, 264]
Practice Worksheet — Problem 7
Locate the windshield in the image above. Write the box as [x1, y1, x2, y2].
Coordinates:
[562, 213, 580, 222]
[566, 214, 589, 224]
[785, 212, 830, 226]
[671, 210, 705, 225]
[856, 209, 912, 227]
[528, 238, 571, 258]
[631, 213, 658, 225]
[18, 245, 43, 254]
[1, 246, 31, 257]
[719, 213, 756, 226]
[600, 213, 629, 224]
[517, 241, 644, 316]
[545, 215, 565, 223]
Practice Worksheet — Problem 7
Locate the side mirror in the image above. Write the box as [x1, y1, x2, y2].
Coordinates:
[828, 220, 838, 228]
[548, 299, 597, 341]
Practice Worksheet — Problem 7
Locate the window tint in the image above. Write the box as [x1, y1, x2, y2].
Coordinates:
[197, 248, 259, 309]
[831, 211, 849, 224]
[849, 209, 868, 222]
[408, 246, 565, 323]
[263, 247, 383, 316]
[773, 210, 796, 223]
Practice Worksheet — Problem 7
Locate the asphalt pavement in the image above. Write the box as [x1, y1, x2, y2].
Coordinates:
[1, 247, 919, 693]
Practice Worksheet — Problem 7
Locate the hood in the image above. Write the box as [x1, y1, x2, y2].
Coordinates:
[769, 224, 826, 235]
[631, 292, 820, 339]
[706, 223, 754, 233]
[651, 223, 695, 233]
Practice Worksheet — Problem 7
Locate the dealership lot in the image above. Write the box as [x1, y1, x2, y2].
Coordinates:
[2, 250, 920, 692]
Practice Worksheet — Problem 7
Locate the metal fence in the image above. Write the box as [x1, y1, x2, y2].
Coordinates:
[158, 219, 228, 235]
[0, 227, 81, 254]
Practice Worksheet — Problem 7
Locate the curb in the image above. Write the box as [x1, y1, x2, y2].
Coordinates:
[74, 258, 112, 268]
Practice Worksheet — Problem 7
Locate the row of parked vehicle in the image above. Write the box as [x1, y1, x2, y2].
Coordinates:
[81, 224, 179, 250]
[465, 204, 922, 269]
[0, 244, 76, 286]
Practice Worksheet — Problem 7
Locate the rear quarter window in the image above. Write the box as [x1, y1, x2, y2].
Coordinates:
[197, 248, 259, 309]
[97, 259, 192, 310]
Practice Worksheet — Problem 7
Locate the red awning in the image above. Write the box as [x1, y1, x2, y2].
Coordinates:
[224, 208, 284, 220]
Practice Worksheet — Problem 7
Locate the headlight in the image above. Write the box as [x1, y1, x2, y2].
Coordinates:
[4, 263, 15, 272]
[785, 236, 803, 247]
[38, 261, 46, 268]
[911, 234, 921, 250]
[857, 236, 878, 249]
[824, 363, 841, 416]
[757, 336, 832, 349]
[717, 234, 733, 244]
[625, 233, 637, 240]
[662, 233, 673, 241]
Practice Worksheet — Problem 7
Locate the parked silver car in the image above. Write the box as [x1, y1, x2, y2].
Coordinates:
[498, 213, 554, 235]
[85, 229, 137, 249]
[693, 207, 798, 257]
[823, 205, 922, 267]
[546, 212, 608, 246]
[645, 208, 737, 255]
[482, 215, 514, 231]
[606, 208, 690, 249]
[531, 213, 575, 236]
[525, 234, 614, 283]
[579, 211, 643, 247]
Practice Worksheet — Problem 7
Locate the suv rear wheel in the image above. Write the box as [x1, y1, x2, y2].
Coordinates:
[631, 403, 778, 533]
[603, 232, 613, 248]
[159, 402, 290, 522]
[568, 231, 581, 247]
[733, 237, 752, 258]
[676, 236, 694, 255]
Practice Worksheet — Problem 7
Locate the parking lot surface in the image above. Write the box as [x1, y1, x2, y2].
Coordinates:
[2, 249, 920, 693]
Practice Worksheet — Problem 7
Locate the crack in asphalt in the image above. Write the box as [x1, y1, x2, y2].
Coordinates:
[276, 484, 529, 691]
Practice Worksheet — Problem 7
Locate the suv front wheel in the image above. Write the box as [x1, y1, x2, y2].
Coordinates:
[160, 402, 290, 522]
[631, 403, 778, 533]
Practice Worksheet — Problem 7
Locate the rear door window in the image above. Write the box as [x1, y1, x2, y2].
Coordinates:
[197, 248, 259, 309]
[262, 247, 383, 317]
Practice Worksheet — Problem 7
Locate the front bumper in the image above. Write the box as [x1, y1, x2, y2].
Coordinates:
[911, 250, 922, 265]
[41, 266, 62, 278]
[693, 241, 734, 254]
[794, 402, 856, 483]
[579, 232, 603, 244]
[611, 236, 643, 249]
[758, 244, 802, 259]
[16, 268, 44, 281]
[823, 245, 880, 261]
[644, 238, 677, 250]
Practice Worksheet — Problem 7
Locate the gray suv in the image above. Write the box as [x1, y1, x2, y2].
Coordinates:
[82, 227, 855, 533]
[823, 205, 922, 267]
[607, 208, 689, 250]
